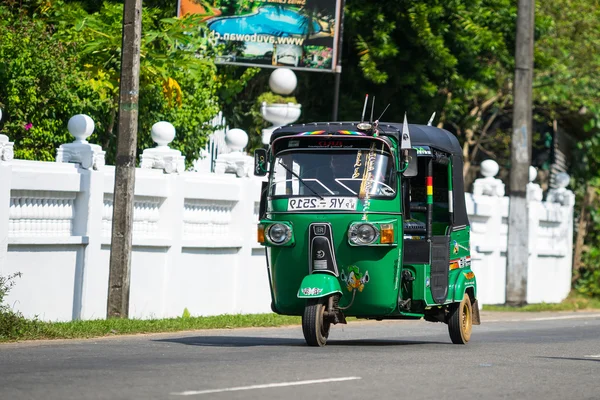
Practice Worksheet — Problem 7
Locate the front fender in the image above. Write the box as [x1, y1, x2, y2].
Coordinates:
[453, 270, 477, 301]
[297, 274, 342, 299]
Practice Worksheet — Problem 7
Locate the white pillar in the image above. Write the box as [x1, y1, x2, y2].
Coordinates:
[160, 173, 185, 318]
[469, 160, 507, 305]
[214, 128, 253, 177]
[0, 134, 12, 275]
[0, 108, 12, 275]
[261, 68, 301, 145]
[140, 121, 185, 174]
[75, 167, 107, 320]
[49, 114, 108, 319]
[56, 114, 105, 170]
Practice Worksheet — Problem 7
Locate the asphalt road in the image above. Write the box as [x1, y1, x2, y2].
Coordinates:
[1, 311, 600, 400]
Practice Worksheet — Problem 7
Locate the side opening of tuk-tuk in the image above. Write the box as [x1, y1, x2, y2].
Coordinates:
[398, 143, 480, 338]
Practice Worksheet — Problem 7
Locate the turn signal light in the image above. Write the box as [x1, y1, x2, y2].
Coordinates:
[257, 224, 265, 244]
[380, 223, 394, 244]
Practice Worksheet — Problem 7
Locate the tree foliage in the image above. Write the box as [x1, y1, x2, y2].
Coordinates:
[0, 0, 258, 165]
[0, 3, 111, 160]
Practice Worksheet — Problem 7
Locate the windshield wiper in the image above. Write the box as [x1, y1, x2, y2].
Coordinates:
[277, 160, 324, 200]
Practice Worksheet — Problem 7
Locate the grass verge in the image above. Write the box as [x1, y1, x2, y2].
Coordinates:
[483, 294, 600, 312]
[0, 313, 301, 343]
[3, 294, 600, 343]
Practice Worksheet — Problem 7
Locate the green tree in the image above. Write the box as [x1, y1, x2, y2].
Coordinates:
[0, 3, 112, 160]
[0, 0, 258, 165]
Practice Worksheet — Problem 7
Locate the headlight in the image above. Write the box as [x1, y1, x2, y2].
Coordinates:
[267, 223, 292, 244]
[349, 223, 379, 245]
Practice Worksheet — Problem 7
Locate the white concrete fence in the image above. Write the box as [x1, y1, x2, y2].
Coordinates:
[0, 116, 575, 321]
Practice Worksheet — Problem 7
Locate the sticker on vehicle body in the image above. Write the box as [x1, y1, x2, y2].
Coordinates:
[450, 256, 471, 270]
[288, 197, 357, 211]
[301, 287, 323, 296]
[341, 266, 370, 293]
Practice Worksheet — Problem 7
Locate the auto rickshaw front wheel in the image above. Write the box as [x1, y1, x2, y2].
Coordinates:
[302, 297, 331, 347]
[447, 293, 473, 344]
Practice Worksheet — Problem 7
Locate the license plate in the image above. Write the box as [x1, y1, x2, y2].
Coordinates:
[287, 197, 357, 211]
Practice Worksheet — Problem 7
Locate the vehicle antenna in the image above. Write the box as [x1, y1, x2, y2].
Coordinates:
[369, 96, 375, 124]
[427, 112, 436, 126]
[360, 94, 369, 122]
[375, 104, 391, 123]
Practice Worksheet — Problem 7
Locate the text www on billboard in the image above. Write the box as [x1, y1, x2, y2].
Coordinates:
[214, 32, 305, 46]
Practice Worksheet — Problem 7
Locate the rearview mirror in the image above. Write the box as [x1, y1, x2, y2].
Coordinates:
[402, 149, 418, 177]
[254, 148, 268, 176]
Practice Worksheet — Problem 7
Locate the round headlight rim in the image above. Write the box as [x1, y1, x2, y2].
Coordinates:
[349, 222, 379, 245]
[267, 223, 292, 245]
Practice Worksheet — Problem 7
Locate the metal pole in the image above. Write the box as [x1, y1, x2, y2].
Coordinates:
[332, 70, 341, 121]
[506, 0, 534, 306]
[331, 0, 345, 121]
[107, 0, 142, 319]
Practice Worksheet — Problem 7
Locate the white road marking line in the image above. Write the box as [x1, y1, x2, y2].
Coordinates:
[171, 376, 362, 396]
[584, 355, 600, 358]
[484, 313, 600, 323]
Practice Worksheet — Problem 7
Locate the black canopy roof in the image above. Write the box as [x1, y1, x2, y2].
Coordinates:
[270, 121, 462, 156]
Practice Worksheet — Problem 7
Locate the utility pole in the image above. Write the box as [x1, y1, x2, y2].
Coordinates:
[331, 0, 345, 121]
[506, 0, 534, 305]
[107, 0, 142, 318]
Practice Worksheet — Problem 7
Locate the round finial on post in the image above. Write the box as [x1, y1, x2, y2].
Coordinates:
[480, 159, 499, 178]
[529, 166, 537, 183]
[151, 121, 176, 148]
[225, 128, 248, 152]
[554, 172, 570, 189]
[269, 68, 297, 95]
[67, 114, 95, 143]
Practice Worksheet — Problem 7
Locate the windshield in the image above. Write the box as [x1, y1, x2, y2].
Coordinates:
[270, 147, 396, 198]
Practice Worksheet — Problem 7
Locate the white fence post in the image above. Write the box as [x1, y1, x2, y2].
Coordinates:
[55, 115, 107, 320]
[141, 122, 186, 318]
[468, 160, 508, 305]
[232, 177, 271, 314]
[0, 130, 14, 274]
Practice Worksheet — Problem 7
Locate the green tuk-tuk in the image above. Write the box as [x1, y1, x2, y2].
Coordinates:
[254, 117, 480, 346]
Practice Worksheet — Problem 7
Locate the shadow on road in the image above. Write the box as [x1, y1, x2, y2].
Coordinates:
[537, 356, 600, 363]
[329, 339, 450, 346]
[154, 336, 305, 347]
[153, 336, 449, 348]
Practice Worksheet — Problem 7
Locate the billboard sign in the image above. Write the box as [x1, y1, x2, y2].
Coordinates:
[178, 0, 343, 72]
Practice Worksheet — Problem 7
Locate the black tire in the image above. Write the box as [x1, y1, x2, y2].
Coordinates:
[448, 293, 473, 344]
[302, 297, 331, 347]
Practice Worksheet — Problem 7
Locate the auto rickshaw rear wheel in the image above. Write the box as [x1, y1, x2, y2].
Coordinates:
[302, 297, 331, 347]
[447, 293, 473, 344]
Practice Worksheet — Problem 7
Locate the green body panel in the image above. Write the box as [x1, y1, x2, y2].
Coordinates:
[452, 269, 477, 301]
[401, 226, 473, 307]
[262, 134, 478, 319]
[297, 274, 342, 298]
[447, 226, 475, 301]
[267, 207, 401, 317]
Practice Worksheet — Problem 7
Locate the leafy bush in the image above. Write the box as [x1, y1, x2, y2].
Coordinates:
[256, 92, 297, 105]
[574, 201, 600, 299]
[0, 272, 33, 340]
[575, 258, 600, 299]
[0, 272, 20, 306]
[0, 5, 111, 161]
[1, 1, 259, 166]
